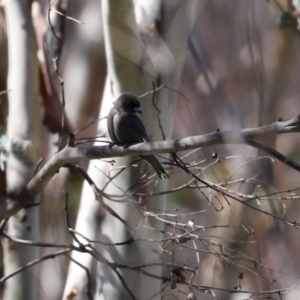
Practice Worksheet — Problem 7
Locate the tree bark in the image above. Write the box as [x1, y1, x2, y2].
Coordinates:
[62, 1, 107, 298]
[4, 0, 41, 299]
[95, 0, 159, 299]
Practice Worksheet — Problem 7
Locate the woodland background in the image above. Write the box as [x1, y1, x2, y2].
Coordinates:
[1, 0, 300, 300]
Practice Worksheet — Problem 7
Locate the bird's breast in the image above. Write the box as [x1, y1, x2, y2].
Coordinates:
[113, 112, 143, 144]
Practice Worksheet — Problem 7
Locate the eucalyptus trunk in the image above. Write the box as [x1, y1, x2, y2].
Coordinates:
[4, 0, 41, 299]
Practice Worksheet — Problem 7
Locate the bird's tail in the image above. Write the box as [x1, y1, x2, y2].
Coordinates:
[141, 155, 169, 179]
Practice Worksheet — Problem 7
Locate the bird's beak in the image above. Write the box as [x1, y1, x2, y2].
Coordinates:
[134, 107, 142, 114]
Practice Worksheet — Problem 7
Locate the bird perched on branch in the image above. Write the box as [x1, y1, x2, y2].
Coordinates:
[107, 92, 168, 179]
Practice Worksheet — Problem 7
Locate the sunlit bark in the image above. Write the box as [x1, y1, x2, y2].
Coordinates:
[3, 0, 41, 299]
[62, 2, 107, 298]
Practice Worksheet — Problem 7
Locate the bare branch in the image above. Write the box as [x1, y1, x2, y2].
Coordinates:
[50, 9, 84, 24]
[1, 115, 300, 221]
[66, 255, 93, 300]
[0, 248, 72, 283]
[151, 82, 166, 140]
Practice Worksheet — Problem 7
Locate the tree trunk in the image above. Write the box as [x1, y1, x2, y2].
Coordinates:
[62, 1, 107, 298]
[3, 1, 41, 299]
[94, 0, 198, 299]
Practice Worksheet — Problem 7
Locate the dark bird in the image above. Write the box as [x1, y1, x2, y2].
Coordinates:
[107, 92, 168, 179]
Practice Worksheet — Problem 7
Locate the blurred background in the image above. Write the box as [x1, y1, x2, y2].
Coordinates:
[1, 0, 300, 299]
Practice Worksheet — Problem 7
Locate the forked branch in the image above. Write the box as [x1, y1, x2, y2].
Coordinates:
[1, 114, 300, 220]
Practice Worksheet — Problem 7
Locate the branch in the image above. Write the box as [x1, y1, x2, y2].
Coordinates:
[0, 248, 72, 284]
[1, 115, 300, 220]
[247, 139, 300, 171]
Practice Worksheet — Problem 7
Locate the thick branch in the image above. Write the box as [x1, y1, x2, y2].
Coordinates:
[1, 115, 300, 220]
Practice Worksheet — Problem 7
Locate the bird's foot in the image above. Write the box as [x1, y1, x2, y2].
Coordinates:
[123, 143, 130, 151]
[108, 142, 116, 151]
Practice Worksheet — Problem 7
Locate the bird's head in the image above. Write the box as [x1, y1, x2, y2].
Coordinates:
[114, 92, 142, 114]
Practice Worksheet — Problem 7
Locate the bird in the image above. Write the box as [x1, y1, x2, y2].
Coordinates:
[107, 92, 168, 179]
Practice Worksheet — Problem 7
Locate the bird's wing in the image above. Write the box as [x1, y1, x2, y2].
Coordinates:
[127, 114, 150, 142]
[107, 107, 119, 143]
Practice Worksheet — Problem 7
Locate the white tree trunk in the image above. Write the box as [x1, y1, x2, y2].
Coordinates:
[64, 0, 198, 299]
[62, 2, 107, 299]
[94, 1, 199, 299]
[95, 1, 163, 299]
[94, 1, 156, 299]
[3, 1, 41, 299]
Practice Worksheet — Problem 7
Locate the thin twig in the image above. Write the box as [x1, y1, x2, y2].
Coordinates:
[0, 90, 10, 96]
[151, 82, 166, 140]
[50, 9, 84, 24]
[0, 248, 72, 283]
[66, 255, 93, 300]
[139, 84, 190, 102]
[73, 117, 107, 136]
[247, 139, 300, 172]
[64, 193, 85, 247]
